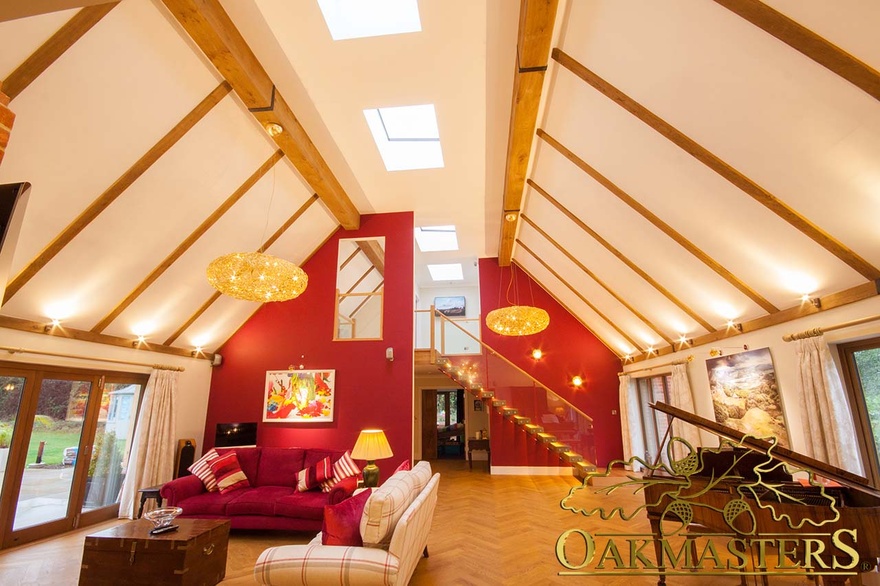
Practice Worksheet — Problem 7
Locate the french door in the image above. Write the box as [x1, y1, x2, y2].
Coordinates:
[0, 362, 146, 548]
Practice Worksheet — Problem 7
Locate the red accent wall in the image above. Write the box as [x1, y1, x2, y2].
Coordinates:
[479, 258, 622, 466]
[205, 213, 414, 479]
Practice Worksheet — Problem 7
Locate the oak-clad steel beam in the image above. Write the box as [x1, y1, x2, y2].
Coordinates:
[357, 240, 385, 277]
[714, 0, 880, 102]
[161, 0, 360, 230]
[498, 0, 559, 266]
[91, 150, 285, 334]
[627, 280, 880, 364]
[537, 130, 780, 314]
[163, 194, 319, 346]
[2, 3, 118, 100]
[2, 82, 232, 304]
[553, 48, 880, 281]
[0, 315, 214, 361]
[516, 241, 644, 353]
[520, 214, 674, 346]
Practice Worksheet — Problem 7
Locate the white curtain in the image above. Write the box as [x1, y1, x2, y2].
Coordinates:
[618, 374, 645, 472]
[795, 335, 863, 475]
[118, 368, 179, 518]
[669, 363, 701, 458]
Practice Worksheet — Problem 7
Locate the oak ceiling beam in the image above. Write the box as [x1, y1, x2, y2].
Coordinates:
[627, 279, 880, 364]
[91, 150, 284, 334]
[537, 130, 779, 314]
[161, 0, 359, 230]
[357, 240, 385, 277]
[2, 3, 118, 101]
[163, 193, 319, 346]
[516, 240, 643, 353]
[553, 48, 880, 281]
[498, 0, 559, 266]
[714, 0, 880, 102]
[527, 179, 715, 333]
[520, 214, 674, 346]
[0, 0, 113, 23]
[0, 315, 214, 361]
[2, 81, 232, 304]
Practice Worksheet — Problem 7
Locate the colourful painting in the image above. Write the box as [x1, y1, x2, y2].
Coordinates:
[263, 370, 335, 423]
[706, 348, 789, 447]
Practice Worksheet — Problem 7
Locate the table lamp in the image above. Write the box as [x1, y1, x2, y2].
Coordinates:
[351, 429, 393, 487]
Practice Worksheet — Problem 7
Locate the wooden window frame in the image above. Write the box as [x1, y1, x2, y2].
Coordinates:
[838, 337, 880, 488]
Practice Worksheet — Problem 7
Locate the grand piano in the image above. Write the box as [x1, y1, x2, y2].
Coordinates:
[643, 402, 880, 585]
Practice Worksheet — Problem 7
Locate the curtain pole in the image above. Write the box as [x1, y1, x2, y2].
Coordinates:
[782, 314, 880, 342]
[0, 345, 185, 371]
[620, 356, 693, 377]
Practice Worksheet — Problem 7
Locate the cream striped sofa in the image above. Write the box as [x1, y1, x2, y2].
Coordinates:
[254, 461, 440, 585]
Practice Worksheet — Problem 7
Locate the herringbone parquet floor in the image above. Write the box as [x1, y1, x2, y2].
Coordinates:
[0, 459, 871, 585]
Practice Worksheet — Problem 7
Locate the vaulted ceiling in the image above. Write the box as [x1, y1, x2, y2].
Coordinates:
[0, 0, 878, 363]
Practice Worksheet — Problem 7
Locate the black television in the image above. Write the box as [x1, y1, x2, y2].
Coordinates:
[215, 422, 257, 447]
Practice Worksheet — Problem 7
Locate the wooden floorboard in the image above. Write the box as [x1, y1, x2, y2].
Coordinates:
[0, 458, 847, 584]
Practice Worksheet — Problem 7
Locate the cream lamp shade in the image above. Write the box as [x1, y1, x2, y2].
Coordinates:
[351, 429, 393, 487]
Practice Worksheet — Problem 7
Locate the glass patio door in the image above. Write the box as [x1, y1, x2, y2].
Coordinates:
[0, 364, 145, 548]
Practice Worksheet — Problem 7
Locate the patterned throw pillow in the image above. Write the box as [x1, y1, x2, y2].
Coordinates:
[208, 451, 250, 494]
[393, 459, 411, 473]
[321, 451, 361, 493]
[297, 456, 332, 492]
[321, 488, 371, 546]
[188, 448, 220, 492]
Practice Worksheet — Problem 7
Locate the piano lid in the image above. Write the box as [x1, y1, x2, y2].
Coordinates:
[650, 401, 880, 499]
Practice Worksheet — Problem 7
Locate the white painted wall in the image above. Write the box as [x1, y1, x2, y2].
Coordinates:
[0, 328, 213, 448]
[623, 295, 880, 463]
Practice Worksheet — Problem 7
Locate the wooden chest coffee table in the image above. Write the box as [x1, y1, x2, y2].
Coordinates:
[79, 518, 230, 585]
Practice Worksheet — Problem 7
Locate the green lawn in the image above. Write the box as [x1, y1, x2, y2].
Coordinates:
[24, 429, 82, 466]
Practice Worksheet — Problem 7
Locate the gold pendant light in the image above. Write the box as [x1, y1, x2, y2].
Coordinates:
[206, 158, 307, 302]
[206, 251, 307, 302]
[485, 264, 549, 336]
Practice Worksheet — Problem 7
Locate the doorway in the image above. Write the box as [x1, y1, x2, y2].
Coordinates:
[0, 362, 146, 548]
[421, 389, 465, 460]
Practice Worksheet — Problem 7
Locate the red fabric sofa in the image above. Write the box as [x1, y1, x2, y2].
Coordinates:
[160, 446, 357, 532]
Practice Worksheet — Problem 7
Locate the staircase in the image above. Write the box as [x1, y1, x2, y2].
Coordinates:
[418, 321, 597, 479]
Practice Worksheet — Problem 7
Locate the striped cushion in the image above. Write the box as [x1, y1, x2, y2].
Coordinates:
[360, 465, 426, 547]
[297, 456, 332, 492]
[188, 448, 220, 492]
[208, 451, 250, 494]
[321, 450, 361, 492]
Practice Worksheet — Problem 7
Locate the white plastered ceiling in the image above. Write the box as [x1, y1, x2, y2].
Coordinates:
[0, 0, 878, 361]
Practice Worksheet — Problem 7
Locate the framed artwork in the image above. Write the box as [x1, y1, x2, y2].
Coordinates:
[435, 295, 466, 317]
[706, 348, 789, 447]
[473, 399, 483, 412]
[263, 370, 335, 423]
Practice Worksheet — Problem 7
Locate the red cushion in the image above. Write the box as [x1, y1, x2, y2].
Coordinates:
[321, 450, 362, 492]
[322, 489, 371, 546]
[393, 459, 411, 473]
[297, 456, 332, 492]
[208, 452, 251, 494]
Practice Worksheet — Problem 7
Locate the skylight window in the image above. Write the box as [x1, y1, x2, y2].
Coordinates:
[415, 225, 458, 252]
[364, 104, 444, 171]
[428, 263, 463, 281]
[318, 0, 421, 41]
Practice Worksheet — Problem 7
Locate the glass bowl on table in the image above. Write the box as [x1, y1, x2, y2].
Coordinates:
[144, 506, 183, 533]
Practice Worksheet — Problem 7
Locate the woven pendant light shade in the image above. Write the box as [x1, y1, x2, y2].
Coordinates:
[206, 251, 307, 302]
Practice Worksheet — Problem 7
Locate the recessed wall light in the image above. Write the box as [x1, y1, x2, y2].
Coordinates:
[571, 376, 583, 387]
[531, 349, 543, 360]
